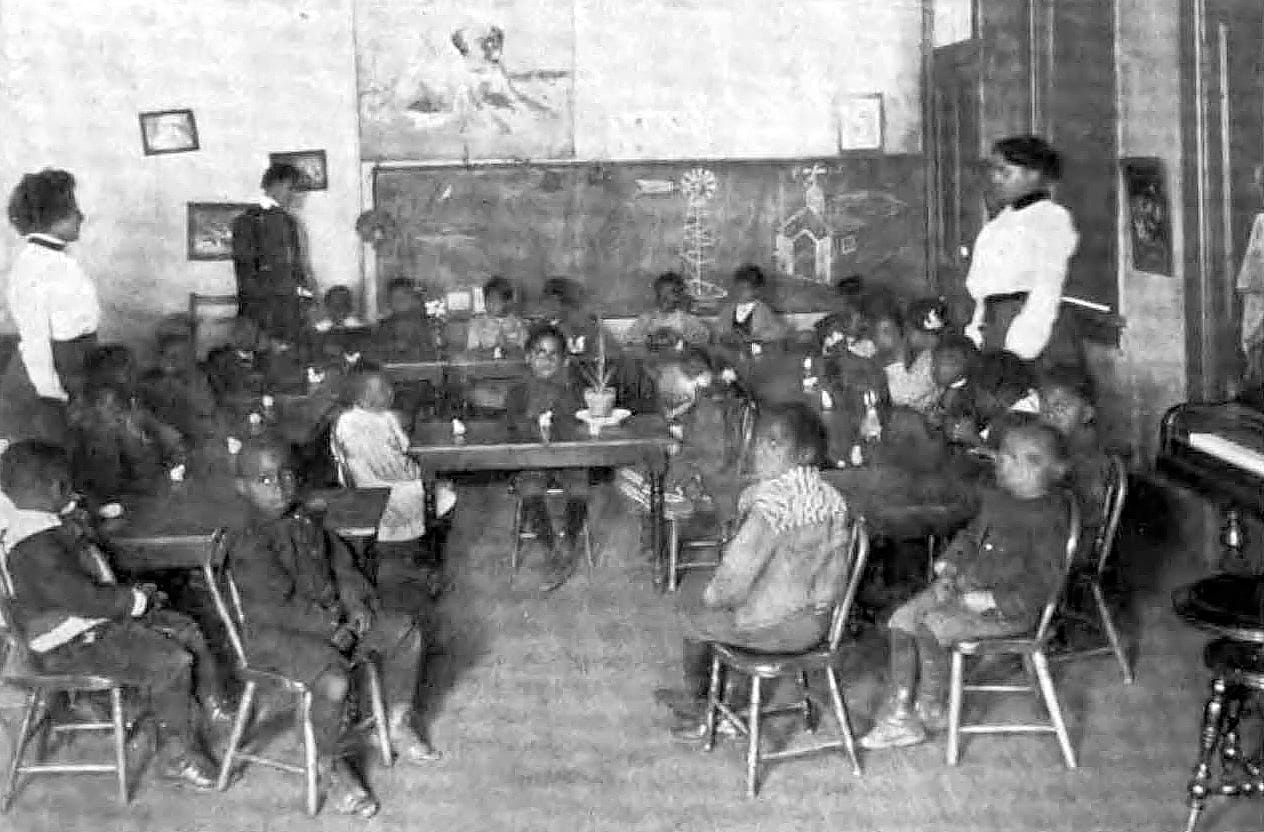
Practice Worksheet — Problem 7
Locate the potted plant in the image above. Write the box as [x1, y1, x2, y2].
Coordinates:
[579, 320, 616, 419]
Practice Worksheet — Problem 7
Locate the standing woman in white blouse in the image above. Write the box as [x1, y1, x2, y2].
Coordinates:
[963, 136, 1082, 369]
[0, 169, 99, 446]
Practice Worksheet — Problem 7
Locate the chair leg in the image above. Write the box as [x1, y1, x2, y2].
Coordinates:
[745, 676, 763, 798]
[1092, 581, 1133, 684]
[1031, 651, 1077, 769]
[300, 691, 320, 817]
[825, 667, 861, 776]
[365, 663, 393, 767]
[583, 518, 595, 571]
[510, 494, 523, 574]
[703, 655, 722, 753]
[0, 690, 40, 813]
[217, 680, 256, 791]
[109, 687, 129, 805]
[946, 650, 965, 765]
[667, 518, 680, 592]
[799, 671, 816, 734]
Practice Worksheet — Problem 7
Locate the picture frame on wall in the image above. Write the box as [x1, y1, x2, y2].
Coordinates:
[1120, 156, 1173, 276]
[269, 149, 328, 191]
[139, 109, 199, 155]
[187, 202, 253, 261]
[836, 94, 884, 152]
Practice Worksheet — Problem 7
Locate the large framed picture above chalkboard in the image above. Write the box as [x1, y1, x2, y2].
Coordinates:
[369, 155, 927, 316]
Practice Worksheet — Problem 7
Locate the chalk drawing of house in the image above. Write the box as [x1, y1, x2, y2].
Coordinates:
[775, 167, 834, 284]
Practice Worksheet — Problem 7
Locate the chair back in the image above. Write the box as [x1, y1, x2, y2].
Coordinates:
[1032, 494, 1082, 645]
[0, 531, 39, 679]
[1090, 455, 1128, 578]
[188, 292, 239, 363]
[330, 430, 354, 489]
[197, 530, 251, 669]
[826, 515, 870, 652]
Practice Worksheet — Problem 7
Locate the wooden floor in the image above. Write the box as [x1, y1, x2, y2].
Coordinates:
[2, 480, 1261, 832]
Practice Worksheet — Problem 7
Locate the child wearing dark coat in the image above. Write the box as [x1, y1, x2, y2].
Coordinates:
[138, 330, 221, 453]
[205, 316, 270, 403]
[860, 420, 1071, 749]
[225, 440, 441, 819]
[69, 381, 187, 504]
[0, 441, 223, 789]
[372, 277, 441, 363]
[1038, 364, 1113, 555]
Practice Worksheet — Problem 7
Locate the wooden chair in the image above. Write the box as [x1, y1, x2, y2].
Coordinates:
[188, 292, 238, 363]
[0, 548, 134, 811]
[946, 497, 1082, 769]
[194, 530, 393, 816]
[509, 484, 595, 576]
[1051, 455, 1132, 683]
[701, 515, 870, 797]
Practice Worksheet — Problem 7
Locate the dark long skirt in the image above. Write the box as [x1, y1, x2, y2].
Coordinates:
[0, 333, 97, 447]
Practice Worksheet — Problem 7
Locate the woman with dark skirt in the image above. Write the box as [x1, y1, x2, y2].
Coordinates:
[0, 169, 99, 447]
[963, 136, 1083, 370]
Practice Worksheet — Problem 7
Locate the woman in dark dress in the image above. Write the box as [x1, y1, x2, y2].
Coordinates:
[0, 169, 100, 447]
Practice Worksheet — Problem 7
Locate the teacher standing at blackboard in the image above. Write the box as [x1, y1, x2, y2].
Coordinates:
[963, 135, 1081, 368]
[0, 169, 99, 447]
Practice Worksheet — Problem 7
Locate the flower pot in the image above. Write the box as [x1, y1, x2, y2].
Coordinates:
[584, 386, 616, 419]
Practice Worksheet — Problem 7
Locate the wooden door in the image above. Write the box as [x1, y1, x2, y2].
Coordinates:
[930, 40, 984, 301]
[1182, 0, 1264, 401]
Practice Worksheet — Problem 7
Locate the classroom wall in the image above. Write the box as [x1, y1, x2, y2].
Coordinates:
[0, 0, 363, 349]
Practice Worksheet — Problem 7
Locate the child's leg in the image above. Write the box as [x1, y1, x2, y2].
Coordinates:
[912, 625, 950, 730]
[515, 472, 556, 550]
[359, 609, 440, 763]
[144, 608, 232, 718]
[860, 588, 943, 749]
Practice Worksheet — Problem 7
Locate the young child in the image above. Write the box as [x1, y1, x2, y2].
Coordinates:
[658, 403, 855, 734]
[69, 381, 187, 504]
[314, 285, 365, 332]
[905, 297, 948, 360]
[467, 275, 527, 354]
[0, 441, 223, 788]
[626, 272, 711, 349]
[205, 316, 270, 403]
[859, 420, 1071, 749]
[872, 304, 938, 414]
[1038, 364, 1112, 547]
[373, 277, 440, 363]
[83, 344, 138, 398]
[138, 330, 221, 452]
[332, 368, 457, 553]
[505, 325, 587, 592]
[926, 333, 980, 433]
[715, 264, 785, 347]
[227, 440, 442, 818]
[536, 277, 598, 356]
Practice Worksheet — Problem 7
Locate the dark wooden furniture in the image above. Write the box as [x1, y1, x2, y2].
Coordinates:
[702, 515, 869, 797]
[822, 465, 979, 543]
[383, 356, 526, 417]
[1172, 574, 1264, 832]
[946, 498, 1082, 769]
[410, 415, 674, 584]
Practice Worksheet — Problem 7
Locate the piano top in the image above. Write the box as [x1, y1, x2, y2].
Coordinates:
[1158, 400, 1264, 518]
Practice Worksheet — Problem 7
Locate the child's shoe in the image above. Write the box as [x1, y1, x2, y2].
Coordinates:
[915, 698, 949, 733]
[324, 758, 379, 818]
[859, 692, 926, 749]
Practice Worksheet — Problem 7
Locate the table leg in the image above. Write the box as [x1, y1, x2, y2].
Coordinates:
[649, 463, 666, 589]
[1184, 676, 1230, 832]
[423, 472, 439, 542]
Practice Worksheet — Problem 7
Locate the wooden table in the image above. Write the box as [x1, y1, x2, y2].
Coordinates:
[384, 356, 526, 417]
[409, 415, 675, 582]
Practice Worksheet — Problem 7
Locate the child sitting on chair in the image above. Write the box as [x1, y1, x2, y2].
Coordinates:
[872, 302, 938, 414]
[860, 419, 1071, 749]
[535, 276, 603, 358]
[657, 403, 854, 736]
[467, 275, 527, 355]
[226, 440, 442, 819]
[373, 277, 441, 363]
[312, 285, 368, 366]
[0, 441, 224, 789]
[1038, 364, 1112, 550]
[138, 330, 221, 454]
[205, 316, 270, 403]
[505, 325, 587, 592]
[69, 380, 187, 504]
[314, 285, 365, 332]
[715, 264, 785, 348]
[332, 367, 456, 559]
[626, 272, 712, 349]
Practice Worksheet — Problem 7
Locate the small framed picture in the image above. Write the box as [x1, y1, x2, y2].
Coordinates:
[187, 202, 254, 261]
[1120, 157, 1174, 276]
[139, 109, 199, 156]
[269, 149, 328, 191]
[836, 94, 884, 152]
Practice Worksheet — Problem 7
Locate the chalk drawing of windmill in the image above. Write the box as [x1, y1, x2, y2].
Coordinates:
[678, 167, 727, 305]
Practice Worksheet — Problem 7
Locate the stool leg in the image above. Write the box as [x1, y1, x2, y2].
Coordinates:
[584, 518, 595, 571]
[217, 680, 256, 791]
[799, 671, 816, 733]
[745, 676, 763, 798]
[300, 691, 319, 817]
[511, 494, 523, 574]
[1184, 677, 1230, 832]
[0, 691, 40, 812]
[946, 650, 965, 765]
[365, 663, 393, 767]
[703, 655, 722, 753]
[1092, 581, 1133, 684]
[109, 687, 129, 805]
[825, 667, 861, 776]
[667, 518, 680, 592]
[1031, 651, 1076, 768]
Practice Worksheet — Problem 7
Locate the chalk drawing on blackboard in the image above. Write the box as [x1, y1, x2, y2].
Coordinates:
[635, 179, 676, 196]
[679, 168, 727, 305]
[775, 165, 835, 283]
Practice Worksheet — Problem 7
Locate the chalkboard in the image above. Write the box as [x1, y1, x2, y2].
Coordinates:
[371, 155, 927, 315]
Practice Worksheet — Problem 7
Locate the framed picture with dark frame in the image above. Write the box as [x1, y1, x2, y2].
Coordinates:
[269, 149, 328, 191]
[187, 202, 253, 261]
[1120, 156, 1174, 276]
[139, 109, 199, 156]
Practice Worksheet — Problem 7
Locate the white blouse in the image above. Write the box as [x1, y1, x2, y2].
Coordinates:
[964, 199, 1078, 360]
[6, 235, 100, 400]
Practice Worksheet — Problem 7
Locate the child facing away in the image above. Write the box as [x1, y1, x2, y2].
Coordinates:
[535, 276, 603, 358]
[138, 329, 221, 452]
[0, 441, 226, 789]
[859, 420, 1072, 749]
[314, 285, 366, 332]
[626, 271, 712, 349]
[372, 277, 442, 363]
[504, 325, 588, 592]
[714, 264, 786, 348]
[332, 367, 457, 552]
[467, 275, 527, 355]
[656, 403, 856, 735]
[226, 440, 443, 818]
[871, 301, 938, 414]
[312, 285, 369, 367]
[1037, 364, 1113, 549]
[205, 316, 270, 404]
